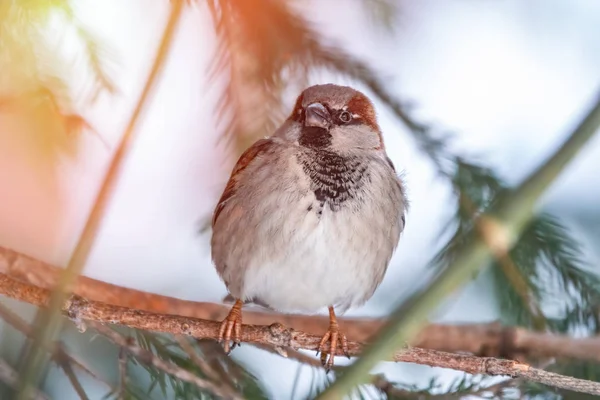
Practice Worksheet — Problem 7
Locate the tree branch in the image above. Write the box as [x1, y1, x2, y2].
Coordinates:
[0, 358, 49, 400]
[2, 248, 600, 362]
[90, 323, 244, 400]
[1, 273, 600, 395]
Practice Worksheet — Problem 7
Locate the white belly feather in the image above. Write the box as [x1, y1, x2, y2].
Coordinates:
[240, 201, 391, 314]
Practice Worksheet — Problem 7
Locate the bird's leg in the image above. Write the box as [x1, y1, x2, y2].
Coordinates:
[318, 306, 350, 371]
[218, 299, 243, 354]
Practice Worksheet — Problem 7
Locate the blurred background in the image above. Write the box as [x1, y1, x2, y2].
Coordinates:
[1, 0, 599, 399]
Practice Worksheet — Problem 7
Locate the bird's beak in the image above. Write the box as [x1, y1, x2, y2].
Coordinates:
[304, 103, 331, 129]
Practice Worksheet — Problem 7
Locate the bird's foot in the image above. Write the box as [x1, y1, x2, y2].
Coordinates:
[317, 307, 350, 372]
[218, 299, 243, 354]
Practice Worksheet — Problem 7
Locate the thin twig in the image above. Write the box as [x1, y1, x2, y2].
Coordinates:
[252, 343, 338, 371]
[60, 361, 90, 400]
[90, 322, 245, 400]
[179, 337, 251, 399]
[0, 302, 111, 389]
[118, 348, 127, 400]
[372, 375, 440, 400]
[175, 335, 244, 398]
[388, 348, 600, 396]
[1, 275, 599, 396]
[0, 358, 49, 400]
[465, 378, 520, 400]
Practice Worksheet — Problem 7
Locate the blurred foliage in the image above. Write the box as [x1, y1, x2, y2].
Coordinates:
[100, 329, 269, 400]
[435, 164, 600, 335]
[1, 0, 599, 399]
[0, 0, 116, 158]
[431, 162, 600, 398]
[206, 0, 408, 155]
[360, 0, 401, 33]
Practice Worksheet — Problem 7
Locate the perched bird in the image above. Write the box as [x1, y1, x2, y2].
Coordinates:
[210, 83, 407, 369]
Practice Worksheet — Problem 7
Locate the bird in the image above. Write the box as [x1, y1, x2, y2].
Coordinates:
[210, 83, 407, 369]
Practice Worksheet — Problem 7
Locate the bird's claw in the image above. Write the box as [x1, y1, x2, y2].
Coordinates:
[218, 300, 243, 354]
[317, 325, 349, 372]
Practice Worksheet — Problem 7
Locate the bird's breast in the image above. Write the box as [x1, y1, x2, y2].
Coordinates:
[296, 150, 369, 212]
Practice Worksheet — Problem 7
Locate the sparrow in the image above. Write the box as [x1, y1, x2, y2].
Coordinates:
[210, 83, 407, 369]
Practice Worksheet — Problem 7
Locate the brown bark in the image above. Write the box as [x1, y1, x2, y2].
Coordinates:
[2, 246, 600, 362]
[2, 266, 600, 395]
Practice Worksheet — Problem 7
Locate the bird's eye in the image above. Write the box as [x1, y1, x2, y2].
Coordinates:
[339, 111, 352, 123]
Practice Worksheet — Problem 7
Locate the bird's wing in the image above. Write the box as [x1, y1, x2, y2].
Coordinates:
[385, 155, 407, 230]
[211, 138, 276, 227]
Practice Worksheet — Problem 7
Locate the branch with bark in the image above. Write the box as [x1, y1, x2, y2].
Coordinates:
[2, 246, 600, 362]
[1, 261, 600, 395]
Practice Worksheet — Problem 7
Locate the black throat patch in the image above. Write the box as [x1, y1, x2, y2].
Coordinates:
[297, 149, 369, 212]
[298, 126, 332, 149]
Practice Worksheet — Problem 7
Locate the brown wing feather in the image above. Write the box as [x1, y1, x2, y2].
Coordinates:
[212, 138, 274, 227]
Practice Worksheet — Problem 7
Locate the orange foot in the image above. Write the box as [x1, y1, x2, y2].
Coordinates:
[317, 306, 350, 371]
[218, 299, 243, 354]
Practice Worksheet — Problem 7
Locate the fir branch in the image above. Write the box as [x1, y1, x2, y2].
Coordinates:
[437, 166, 600, 333]
[2, 274, 600, 396]
[207, 0, 297, 154]
[130, 330, 264, 399]
[71, 24, 119, 102]
[16, 1, 185, 398]
[0, 358, 49, 400]
[373, 374, 501, 400]
[206, 0, 411, 156]
[174, 336, 222, 383]
[0, 0, 116, 148]
[90, 323, 244, 400]
[0, 302, 111, 389]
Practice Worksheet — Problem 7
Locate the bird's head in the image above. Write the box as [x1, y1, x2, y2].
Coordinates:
[275, 84, 384, 153]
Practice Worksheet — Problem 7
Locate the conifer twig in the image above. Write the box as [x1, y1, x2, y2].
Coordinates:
[0, 358, 49, 400]
[90, 322, 244, 400]
[175, 335, 243, 397]
[60, 361, 90, 400]
[0, 302, 111, 389]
